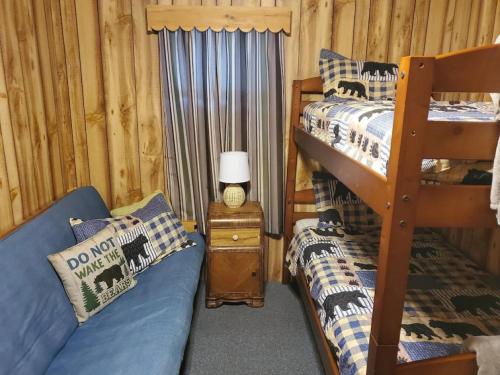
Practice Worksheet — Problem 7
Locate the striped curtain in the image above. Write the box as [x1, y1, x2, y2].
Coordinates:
[159, 29, 285, 234]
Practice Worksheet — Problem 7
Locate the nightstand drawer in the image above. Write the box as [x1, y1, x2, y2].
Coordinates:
[210, 228, 260, 247]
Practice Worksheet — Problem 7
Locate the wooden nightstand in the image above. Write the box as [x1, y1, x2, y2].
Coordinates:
[205, 201, 265, 308]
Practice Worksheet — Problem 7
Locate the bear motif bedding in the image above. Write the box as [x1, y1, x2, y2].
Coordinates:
[286, 225, 500, 375]
[303, 98, 496, 180]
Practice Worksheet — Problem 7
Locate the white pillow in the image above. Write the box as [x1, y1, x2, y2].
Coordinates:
[293, 218, 319, 235]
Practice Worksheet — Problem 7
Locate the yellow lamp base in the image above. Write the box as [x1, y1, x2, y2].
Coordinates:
[223, 184, 246, 208]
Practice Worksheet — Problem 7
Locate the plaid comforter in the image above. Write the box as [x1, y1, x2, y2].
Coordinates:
[303, 98, 495, 177]
[286, 226, 500, 375]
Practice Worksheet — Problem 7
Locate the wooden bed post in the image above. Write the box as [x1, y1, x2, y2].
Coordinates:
[283, 80, 302, 283]
[366, 56, 435, 374]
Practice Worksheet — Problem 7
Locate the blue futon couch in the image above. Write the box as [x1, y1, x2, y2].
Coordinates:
[0, 187, 204, 375]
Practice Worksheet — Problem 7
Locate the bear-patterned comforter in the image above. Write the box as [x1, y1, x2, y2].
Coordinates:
[286, 225, 500, 375]
[303, 98, 495, 178]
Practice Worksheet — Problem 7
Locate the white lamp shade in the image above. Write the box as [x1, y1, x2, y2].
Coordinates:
[219, 151, 250, 183]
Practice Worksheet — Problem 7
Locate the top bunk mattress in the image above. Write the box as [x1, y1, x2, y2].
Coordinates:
[303, 98, 496, 181]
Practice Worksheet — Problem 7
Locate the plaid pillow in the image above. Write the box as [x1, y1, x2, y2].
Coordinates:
[115, 192, 195, 264]
[319, 49, 398, 101]
[70, 216, 140, 243]
[70, 193, 195, 269]
[70, 216, 159, 274]
[312, 171, 380, 228]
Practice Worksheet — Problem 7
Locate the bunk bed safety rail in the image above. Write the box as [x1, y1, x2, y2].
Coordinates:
[433, 45, 500, 93]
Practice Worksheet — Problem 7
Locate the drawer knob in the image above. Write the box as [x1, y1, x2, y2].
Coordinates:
[232, 234, 239, 241]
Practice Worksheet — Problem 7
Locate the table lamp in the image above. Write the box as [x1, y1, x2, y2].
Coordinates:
[219, 151, 250, 208]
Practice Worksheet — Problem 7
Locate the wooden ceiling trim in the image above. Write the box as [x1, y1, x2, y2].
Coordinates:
[146, 5, 292, 35]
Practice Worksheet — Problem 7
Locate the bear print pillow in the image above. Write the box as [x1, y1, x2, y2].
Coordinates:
[110, 191, 196, 264]
[312, 171, 380, 229]
[47, 226, 136, 323]
[70, 216, 159, 275]
[319, 48, 398, 101]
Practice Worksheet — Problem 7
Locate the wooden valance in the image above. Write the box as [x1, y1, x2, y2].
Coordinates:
[146, 5, 292, 35]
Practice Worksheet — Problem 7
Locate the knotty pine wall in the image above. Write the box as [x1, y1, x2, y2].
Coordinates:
[0, 0, 499, 281]
[0, 0, 165, 228]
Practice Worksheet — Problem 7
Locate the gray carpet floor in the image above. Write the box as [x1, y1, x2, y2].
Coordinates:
[181, 282, 324, 375]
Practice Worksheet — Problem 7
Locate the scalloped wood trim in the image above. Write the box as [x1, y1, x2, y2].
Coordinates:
[146, 5, 292, 35]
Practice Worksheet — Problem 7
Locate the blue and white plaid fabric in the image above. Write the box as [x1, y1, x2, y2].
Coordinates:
[124, 194, 195, 263]
[319, 52, 399, 101]
[312, 171, 362, 210]
[70, 216, 140, 242]
[71, 216, 159, 274]
[287, 225, 500, 375]
[285, 227, 317, 276]
[312, 171, 381, 230]
[145, 211, 195, 263]
[327, 315, 372, 375]
[70, 193, 195, 265]
[304, 99, 496, 177]
[342, 204, 379, 228]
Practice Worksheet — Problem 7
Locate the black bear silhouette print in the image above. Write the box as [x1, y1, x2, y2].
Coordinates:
[369, 142, 379, 158]
[361, 62, 398, 77]
[359, 107, 392, 122]
[429, 320, 485, 339]
[361, 138, 369, 152]
[301, 242, 339, 265]
[354, 262, 377, 270]
[401, 323, 441, 340]
[322, 290, 368, 328]
[337, 80, 367, 99]
[349, 129, 357, 143]
[319, 208, 343, 227]
[324, 88, 337, 98]
[331, 124, 341, 145]
[343, 226, 364, 235]
[94, 264, 124, 289]
[311, 226, 344, 238]
[450, 294, 500, 315]
[333, 180, 356, 202]
[429, 102, 477, 112]
[122, 234, 150, 268]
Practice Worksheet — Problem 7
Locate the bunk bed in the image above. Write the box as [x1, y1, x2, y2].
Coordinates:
[283, 45, 500, 375]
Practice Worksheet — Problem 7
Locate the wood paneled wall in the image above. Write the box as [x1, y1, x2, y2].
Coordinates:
[0, 0, 166, 234]
[0, 0, 499, 280]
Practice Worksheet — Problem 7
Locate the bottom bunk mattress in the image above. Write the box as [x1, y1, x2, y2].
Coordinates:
[286, 224, 500, 375]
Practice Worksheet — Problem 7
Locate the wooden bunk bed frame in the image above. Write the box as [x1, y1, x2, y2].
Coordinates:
[283, 44, 500, 375]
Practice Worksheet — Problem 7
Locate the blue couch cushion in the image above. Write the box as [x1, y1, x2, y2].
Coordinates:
[45, 232, 204, 375]
[0, 187, 110, 375]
